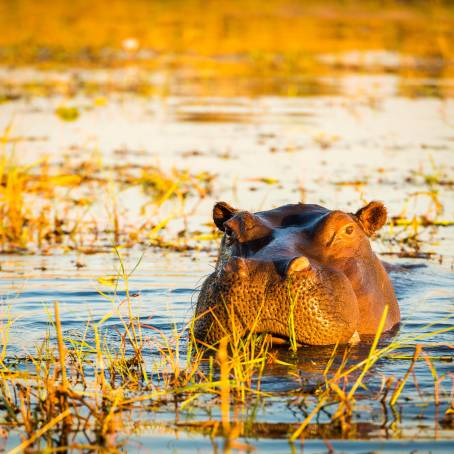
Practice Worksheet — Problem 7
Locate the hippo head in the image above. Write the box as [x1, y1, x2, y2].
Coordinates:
[194, 201, 400, 347]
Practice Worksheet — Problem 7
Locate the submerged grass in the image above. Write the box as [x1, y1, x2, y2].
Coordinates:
[1, 251, 453, 451]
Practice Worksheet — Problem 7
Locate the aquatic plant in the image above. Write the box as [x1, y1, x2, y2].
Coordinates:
[0, 141, 215, 253]
[1, 250, 452, 451]
[55, 106, 80, 122]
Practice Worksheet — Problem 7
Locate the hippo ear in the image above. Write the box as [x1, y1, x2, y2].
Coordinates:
[355, 201, 387, 236]
[213, 201, 238, 231]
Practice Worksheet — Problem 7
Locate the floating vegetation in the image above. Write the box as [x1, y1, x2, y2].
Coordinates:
[55, 106, 80, 122]
[0, 147, 216, 253]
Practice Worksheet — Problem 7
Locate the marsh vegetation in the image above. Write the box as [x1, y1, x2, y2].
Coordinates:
[0, 0, 453, 452]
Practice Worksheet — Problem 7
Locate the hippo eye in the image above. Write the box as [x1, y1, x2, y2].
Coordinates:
[345, 225, 354, 235]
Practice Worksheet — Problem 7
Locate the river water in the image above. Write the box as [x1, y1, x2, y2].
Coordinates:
[0, 66, 453, 452]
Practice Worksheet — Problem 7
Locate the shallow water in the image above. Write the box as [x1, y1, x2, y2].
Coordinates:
[1, 67, 454, 451]
[1, 250, 454, 451]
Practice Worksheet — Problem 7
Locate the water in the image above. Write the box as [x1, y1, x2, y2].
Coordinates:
[1, 66, 454, 451]
[1, 251, 454, 451]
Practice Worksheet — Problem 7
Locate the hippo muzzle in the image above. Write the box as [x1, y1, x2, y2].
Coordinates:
[194, 201, 400, 347]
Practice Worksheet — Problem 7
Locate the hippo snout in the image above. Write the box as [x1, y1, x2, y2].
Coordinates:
[195, 255, 360, 346]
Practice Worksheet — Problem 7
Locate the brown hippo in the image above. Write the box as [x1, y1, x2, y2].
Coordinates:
[194, 201, 400, 346]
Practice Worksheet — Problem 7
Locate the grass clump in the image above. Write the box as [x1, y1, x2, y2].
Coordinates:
[0, 250, 273, 450]
[0, 133, 216, 254]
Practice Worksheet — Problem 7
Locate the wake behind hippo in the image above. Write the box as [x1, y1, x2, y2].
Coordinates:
[194, 201, 400, 346]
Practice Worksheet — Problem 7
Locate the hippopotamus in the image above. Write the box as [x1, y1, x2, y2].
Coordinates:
[194, 201, 400, 346]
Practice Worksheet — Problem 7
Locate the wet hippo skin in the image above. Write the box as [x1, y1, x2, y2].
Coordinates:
[194, 201, 400, 346]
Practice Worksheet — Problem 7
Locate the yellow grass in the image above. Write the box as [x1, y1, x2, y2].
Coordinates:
[0, 146, 215, 253]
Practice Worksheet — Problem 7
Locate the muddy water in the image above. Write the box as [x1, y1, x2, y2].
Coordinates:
[1, 68, 454, 451]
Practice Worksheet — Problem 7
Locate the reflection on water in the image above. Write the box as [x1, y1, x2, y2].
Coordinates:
[1, 65, 453, 98]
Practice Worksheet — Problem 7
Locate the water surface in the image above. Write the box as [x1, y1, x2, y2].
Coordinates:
[1, 67, 454, 451]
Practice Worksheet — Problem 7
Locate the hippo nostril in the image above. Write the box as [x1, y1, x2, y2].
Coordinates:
[287, 256, 311, 275]
[224, 225, 235, 239]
